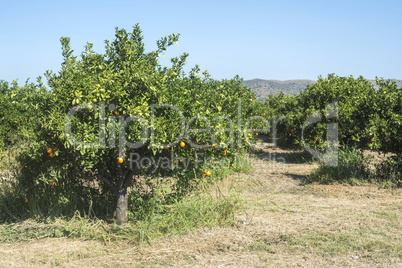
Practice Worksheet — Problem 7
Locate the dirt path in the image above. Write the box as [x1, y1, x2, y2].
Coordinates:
[0, 141, 401, 267]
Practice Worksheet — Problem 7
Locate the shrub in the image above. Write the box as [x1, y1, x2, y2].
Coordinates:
[375, 155, 402, 188]
[307, 146, 371, 185]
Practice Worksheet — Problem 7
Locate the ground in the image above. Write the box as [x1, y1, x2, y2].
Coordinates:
[0, 141, 401, 267]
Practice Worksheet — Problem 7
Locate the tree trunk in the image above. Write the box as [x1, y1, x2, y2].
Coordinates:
[116, 188, 128, 225]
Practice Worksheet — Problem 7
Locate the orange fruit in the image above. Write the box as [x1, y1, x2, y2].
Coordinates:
[49, 180, 55, 186]
[180, 141, 185, 148]
[24, 199, 28, 204]
[115, 111, 119, 115]
[289, 133, 292, 136]
[231, 164, 234, 167]
[222, 150, 227, 156]
[118, 157, 124, 164]
[211, 144, 216, 148]
[47, 148, 52, 154]
[205, 171, 211, 176]
[256, 133, 258, 136]
[49, 153, 56, 158]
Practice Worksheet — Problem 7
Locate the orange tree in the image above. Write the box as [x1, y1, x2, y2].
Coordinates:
[0, 80, 11, 150]
[266, 74, 377, 150]
[0, 78, 49, 151]
[258, 75, 401, 187]
[17, 25, 258, 224]
[368, 79, 402, 186]
[366, 78, 402, 154]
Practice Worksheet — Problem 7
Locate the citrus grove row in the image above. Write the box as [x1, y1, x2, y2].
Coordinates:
[0, 25, 400, 224]
[259, 74, 401, 154]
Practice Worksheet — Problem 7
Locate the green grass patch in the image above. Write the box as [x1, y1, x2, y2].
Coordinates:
[375, 154, 402, 188]
[0, 189, 242, 244]
[307, 146, 372, 185]
[286, 229, 401, 259]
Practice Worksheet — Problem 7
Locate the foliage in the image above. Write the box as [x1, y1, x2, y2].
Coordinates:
[366, 79, 402, 153]
[307, 146, 371, 185]
[375, 154, 402, 188]
[261, 74, 400, 187]
[0, 78, 49, 151]
[263, 74, 401, 155]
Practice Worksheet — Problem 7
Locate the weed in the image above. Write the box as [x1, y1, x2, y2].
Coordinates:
[307, 146, 372, 185]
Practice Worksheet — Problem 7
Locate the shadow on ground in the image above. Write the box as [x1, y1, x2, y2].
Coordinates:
[253, 137, 316, 164]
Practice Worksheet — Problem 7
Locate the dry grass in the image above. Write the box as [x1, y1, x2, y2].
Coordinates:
[0, 141, 401, 267]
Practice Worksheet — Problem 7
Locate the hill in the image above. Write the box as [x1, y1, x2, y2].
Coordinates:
[244, 78, 402, 100]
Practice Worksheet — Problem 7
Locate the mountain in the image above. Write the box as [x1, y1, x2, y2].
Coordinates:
[244, 78, 402, 101]
[243, 79, 315, 100]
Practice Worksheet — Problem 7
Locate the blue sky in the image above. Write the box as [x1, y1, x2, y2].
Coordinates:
[1, 0, 401, 84]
